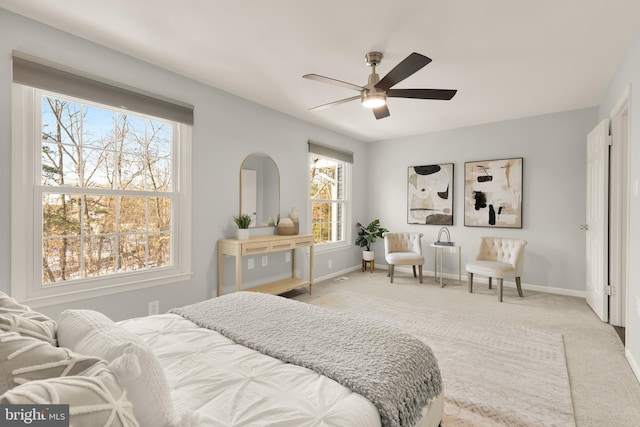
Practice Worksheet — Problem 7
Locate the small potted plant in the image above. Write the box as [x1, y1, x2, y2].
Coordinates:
[355, 219, 388, 261]
[233, 213, 252, 240]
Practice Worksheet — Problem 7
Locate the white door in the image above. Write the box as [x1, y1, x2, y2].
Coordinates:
[241, 169, 257, 226]
[585, 119, 609, 322]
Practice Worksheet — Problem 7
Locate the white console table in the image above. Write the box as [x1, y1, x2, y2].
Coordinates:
[218, 234, 314, 296]
[430, 243, 461, 287]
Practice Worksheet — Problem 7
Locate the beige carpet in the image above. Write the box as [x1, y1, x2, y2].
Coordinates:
[310, 290, 575, 427]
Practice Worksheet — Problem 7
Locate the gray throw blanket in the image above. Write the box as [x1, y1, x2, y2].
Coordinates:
[169, 292, 442, 427]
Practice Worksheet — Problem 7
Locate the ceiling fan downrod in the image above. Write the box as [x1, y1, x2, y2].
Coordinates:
[362, 51, 385, 107]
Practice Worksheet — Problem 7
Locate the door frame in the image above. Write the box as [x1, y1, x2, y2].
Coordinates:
[586, 119, 610, 321]
[241, 168, 258, 226]
[609, 85, 631, 328]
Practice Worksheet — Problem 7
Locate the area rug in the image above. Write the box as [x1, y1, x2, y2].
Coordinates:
[309, 290, 576, 427]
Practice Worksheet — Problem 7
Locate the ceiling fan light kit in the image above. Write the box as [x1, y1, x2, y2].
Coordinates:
[303, 51, 457, 119]
[361, 92, 386, 108]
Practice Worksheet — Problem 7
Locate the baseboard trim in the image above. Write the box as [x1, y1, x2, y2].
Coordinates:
[626, 349, 640, 384]
[370, 264, 586, 298]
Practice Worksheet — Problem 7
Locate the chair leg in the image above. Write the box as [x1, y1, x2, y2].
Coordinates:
[418, 265, 423, 284]
[516, 277, 523, 297]
[390, 265, 395, 283]
[498, 278, 503, 302]
[412, 265, 417, 277]
[468, 273, 473, 293]
[488, 277, 492, 289]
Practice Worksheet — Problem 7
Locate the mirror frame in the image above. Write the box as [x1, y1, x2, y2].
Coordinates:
[240, 152, 280, 228]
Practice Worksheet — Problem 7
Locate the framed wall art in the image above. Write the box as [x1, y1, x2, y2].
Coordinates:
[464, 157, 523, 228]
[407, 163, 454, 225]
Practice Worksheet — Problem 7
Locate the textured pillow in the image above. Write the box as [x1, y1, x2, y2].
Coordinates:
[57, 309, 174, 427]
[0, 292, 57, 345]
[0, 332, 103, 394]
[0, 361, 140, 427]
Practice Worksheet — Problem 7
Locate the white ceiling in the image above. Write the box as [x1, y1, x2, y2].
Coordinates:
[2, 0, 640, 142]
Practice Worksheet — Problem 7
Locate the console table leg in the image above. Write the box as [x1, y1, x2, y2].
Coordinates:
[218, 249, 224, 296]
[235, 255, 242, 292]
[309, 245, 314, 294]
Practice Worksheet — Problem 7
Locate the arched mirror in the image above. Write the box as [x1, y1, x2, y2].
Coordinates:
[240, 153, 280, 228]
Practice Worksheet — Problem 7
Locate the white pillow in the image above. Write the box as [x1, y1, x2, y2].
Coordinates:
[1, 361, 140, 427]
[57, 309, 175, 427]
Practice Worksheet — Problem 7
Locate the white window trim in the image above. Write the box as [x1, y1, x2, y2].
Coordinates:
[11, 85, 192, 308]
[309, 157, 352, 254]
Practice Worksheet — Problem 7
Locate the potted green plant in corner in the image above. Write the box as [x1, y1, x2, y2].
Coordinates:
[355, 219, 389, 261]
[233, 213, 252, 240]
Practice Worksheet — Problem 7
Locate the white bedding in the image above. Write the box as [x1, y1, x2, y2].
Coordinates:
[118, 313, 442, 427]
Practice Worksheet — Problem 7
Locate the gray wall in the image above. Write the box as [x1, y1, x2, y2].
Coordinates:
[367, 107, 598, 293]
[599, 23, 640, 380]
[0, 9, 366, 320]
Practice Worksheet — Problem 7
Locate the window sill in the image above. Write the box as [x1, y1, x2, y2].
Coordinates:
[17, 271, 193, 309]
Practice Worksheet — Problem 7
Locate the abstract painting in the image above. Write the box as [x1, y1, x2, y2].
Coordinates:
[408, 163, 454, 225]
[464, 158, 523, 228]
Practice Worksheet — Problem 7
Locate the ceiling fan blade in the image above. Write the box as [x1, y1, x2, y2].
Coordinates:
[373, 105, 390, 120]
[308, 95, 360, 111]
[375, 53, 432, 91]
[303, 74, 364, 92]
[387, 88, 457, 100]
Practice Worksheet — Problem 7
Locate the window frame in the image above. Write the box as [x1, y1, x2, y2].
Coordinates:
[309, 153, 352, 253]
[11, 85, 192, 308]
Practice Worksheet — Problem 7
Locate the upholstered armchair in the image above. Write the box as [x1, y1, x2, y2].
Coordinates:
[465, 237, 527, 302]
[383, 232, 424, 283]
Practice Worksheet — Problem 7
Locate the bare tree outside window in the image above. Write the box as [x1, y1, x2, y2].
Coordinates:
[310, 156, 346, 244]
[41, 95, 174, 285]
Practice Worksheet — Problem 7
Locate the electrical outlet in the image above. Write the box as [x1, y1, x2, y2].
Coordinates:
[285, 252, 291, 262]
[328, 260, 333, 269]
[248, 258, 254, 270]
[148, 300, 160, 315]
[262, 255, 268, 267]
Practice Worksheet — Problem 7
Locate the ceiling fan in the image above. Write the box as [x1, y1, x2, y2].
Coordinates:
[303, 52, 457, 120]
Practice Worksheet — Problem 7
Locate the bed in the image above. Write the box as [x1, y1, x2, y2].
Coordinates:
[0, 291, 443, 427]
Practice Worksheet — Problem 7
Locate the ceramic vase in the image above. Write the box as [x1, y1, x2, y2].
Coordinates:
[362, 250, 375, 261]
[237, 228, 250, 240]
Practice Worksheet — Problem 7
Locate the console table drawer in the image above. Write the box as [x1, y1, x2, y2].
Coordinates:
[241, 242, 270, 255]
[270, 240, 295, 251]
[292, 236, 314, 247]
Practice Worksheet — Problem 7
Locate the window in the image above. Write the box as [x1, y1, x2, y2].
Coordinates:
[308, 141, 353, 249]
[12, 55, 192, 306]
[40, 93, 176, 283]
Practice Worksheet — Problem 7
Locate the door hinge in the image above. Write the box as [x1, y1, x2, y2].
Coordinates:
[608, 135, 613, 146]
[605, 285, 611, 295]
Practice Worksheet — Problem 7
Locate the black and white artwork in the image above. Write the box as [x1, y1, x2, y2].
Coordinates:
[407, 163, 454, 225]
[464, 158, 523, 228]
